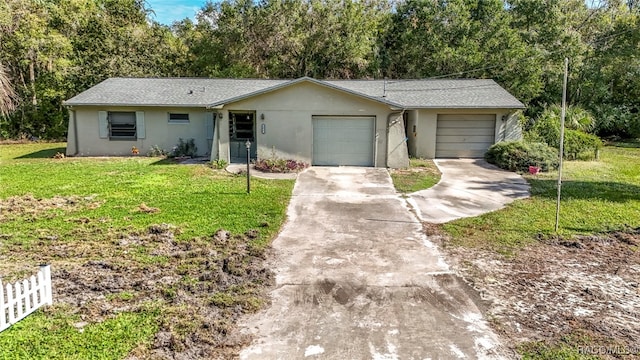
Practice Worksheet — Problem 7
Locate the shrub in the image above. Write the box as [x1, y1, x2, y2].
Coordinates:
[534, 104, 596, 133]
[254, 158, 308, 173]
[591, 104, 640, 139]
[170, 138, 197, 158]
[528, 105, 603, 160]
[485, 140, 559, 172]
[147, 145, 168, 157]
[563, 129, 603, 160]
[210, 159, 228, 169]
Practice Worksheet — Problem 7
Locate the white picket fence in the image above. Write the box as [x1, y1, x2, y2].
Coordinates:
[0, 265, 52, 333]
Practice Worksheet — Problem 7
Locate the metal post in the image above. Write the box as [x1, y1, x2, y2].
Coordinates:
[245, 140, 251, 194]
[555, 58, 569, 232]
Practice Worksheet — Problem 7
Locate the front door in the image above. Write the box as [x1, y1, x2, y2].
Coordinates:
[229, 112, 257, 163]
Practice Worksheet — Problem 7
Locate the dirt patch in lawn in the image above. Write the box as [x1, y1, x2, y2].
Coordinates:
[0, 194, 103, 223]
[441, 227, 640, 358]
[0, 223, 274, 359]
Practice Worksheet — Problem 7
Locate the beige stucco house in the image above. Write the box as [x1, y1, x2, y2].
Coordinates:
[63, 77, 525, 168]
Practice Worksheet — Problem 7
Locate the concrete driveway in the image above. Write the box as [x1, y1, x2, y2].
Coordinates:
[240, 167, 509, 359]
[409, 159, 530, 223]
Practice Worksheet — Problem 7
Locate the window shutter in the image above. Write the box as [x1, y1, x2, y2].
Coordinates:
[98, 111, 108, 138]
[205, 112, 215, 140]
[136, 111, 145, 139]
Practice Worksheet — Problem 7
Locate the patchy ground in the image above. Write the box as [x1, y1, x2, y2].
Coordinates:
[0, 195, 273, 359]
[0, 194, 103, 223]
[440, 227, 640, 358]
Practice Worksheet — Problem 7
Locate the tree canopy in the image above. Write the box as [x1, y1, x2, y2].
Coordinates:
[0, 0, 638, 139]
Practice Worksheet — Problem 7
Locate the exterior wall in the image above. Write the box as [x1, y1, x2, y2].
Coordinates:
[67, 106, 212, 157]
[386, 112, 410, 168]
[501, 112, 523, 141]
[66, 109, 78, 156]
[412, 109, 522, 159]
[406, 110, 418, 157]
[215, 81, 396, 167]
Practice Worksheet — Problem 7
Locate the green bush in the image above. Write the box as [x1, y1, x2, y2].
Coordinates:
[170, 138, 198, 158]
[591, 104, 640, 139]
[528, 105, 603, 160]
[146, 145, 168, 157]
[563, 129, 603, 160]
[210, 158, 228, 169]
[485, 140, 559, 172]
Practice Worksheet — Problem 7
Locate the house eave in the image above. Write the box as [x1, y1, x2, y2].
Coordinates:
[405, 104, 526, 110]
[62, 102, 211, 108]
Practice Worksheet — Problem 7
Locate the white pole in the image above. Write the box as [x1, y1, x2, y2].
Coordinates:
[555, 58, 569, 232]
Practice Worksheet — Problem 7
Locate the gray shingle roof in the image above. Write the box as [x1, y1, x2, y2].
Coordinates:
[64, 78, 287, 107]
[64, 77, 524, 109]
[326, 79, 525, 109]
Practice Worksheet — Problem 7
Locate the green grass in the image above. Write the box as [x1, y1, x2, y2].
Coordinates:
[0, 307, 159, 360]
[0, 142, 294, 359]
[442, 145, 640, 251]
[0, 143, 294, 245]
[391, 157, 441, 193]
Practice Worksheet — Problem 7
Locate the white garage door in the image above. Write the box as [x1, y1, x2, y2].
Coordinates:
[312, 116, 375, 166]
[436, 114, 496, 158]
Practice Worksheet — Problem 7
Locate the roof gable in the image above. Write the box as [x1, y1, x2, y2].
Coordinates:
[209, 77, 404, 108]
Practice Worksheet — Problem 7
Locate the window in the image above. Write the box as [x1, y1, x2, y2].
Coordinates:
[169, 113, 190, 124]
[229, 112, 254, 141]
[109, 112, 136, 139]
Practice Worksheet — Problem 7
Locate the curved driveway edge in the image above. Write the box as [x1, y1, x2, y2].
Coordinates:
[409, 159, 530, 224]
[239, 167, 511, 359]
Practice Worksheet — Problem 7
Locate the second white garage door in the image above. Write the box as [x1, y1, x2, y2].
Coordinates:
[436, 114, 496, 158]
[312, 116, 375, 166]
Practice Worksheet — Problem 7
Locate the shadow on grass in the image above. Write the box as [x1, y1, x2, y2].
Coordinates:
[149, 158, 180, 165]
[529, 179, 640, 202]
[611, 139, 640, 148]
[15, 147, 66, 159]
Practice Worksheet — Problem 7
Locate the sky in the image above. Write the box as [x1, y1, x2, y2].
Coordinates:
[146, 0, 605, 26]
[146, 0, 204, 25]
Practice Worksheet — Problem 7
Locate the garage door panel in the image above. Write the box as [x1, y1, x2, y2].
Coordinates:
[312, 116, 374, 166]
[436, 142, 496, 151]
[436, 128, 495, 136]
[437, 120, 496, 128]
[436, 135, 495, 143]
[437, 149, 487, 158]
[438, 114, 496, 121]
[436, 114, 496, 158]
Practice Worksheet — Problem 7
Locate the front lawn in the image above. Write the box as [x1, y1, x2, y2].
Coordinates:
[0, 142, 294, 359]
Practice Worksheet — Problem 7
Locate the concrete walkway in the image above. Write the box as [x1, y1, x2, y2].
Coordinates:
[409, 159, 530, 224]
[240, 167, 509, 359]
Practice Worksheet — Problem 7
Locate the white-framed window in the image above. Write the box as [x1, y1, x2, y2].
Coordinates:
[109, 111, 136, 139]
[168, 113, 190, 124]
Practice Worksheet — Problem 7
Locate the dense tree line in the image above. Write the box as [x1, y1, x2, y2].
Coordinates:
[0, 0, 638, 139]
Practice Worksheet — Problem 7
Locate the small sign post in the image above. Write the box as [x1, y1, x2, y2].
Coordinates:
[245, 140, 251, 194]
